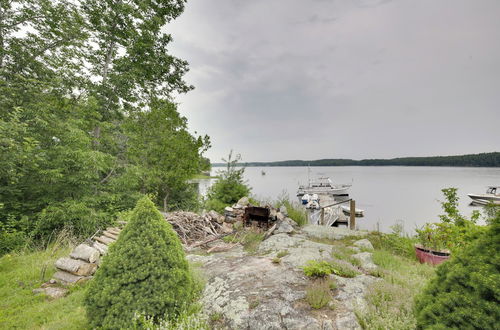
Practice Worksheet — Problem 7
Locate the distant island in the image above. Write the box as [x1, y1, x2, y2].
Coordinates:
[212, 152, 500, 167]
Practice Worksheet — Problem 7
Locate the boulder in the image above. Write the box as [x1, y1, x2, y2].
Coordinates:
[33, 287, 68, 299]
[352, 252, 377, 271]
[198, 255, 320, 329]
[208, 210, 224, 224]
[353, 239, 374, 250]
[284, 217, 298, 227]
[275, 221, 294, 234]
[302, 225, 367, 241]
[237, 197, 250, 206]
[276, 212, 285, 222]
[279, 205, 288, 216]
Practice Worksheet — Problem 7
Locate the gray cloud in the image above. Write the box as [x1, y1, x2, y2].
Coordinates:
[168, 0, 500, 162]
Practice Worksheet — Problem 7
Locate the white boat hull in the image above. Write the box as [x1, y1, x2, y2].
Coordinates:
[467, 194, 500, 202]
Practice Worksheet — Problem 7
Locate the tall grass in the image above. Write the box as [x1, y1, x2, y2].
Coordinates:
[0, 234, 88, 329]
[356, 249, 435, 329]
[274, 194, 308, 226]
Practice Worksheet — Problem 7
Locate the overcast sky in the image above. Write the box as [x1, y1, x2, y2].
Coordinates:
[167, 0, 500, 162]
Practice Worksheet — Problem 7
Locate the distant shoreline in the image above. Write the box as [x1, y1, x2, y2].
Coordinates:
[212, 152, 500, 167]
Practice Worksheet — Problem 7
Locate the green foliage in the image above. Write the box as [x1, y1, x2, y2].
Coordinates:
[205, 151, 250, 213]
[84, 197, 197, 328]
[368, 222, 418, 259]
[414, 214, 500, 329]
[302, 260, 336, 277]
[416, 188, 486, 252]
[329, 261, 360, 278]
[306, 280, 332, 309]
[0, 240, 87, 329]
[358, 247, 435, 329]
[0, 0, 210, 255]
[132, 307, 209, 330]
[274, 196, 308, 226]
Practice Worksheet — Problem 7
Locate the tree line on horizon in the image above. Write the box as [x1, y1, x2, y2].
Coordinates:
[212, 152, 500, 167]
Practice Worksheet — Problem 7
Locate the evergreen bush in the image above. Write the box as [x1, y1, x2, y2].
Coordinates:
[84, 196, 196, 328]
[414, 213, 500, 329]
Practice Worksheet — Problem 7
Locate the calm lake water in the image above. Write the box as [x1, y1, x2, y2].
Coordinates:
[200, 166, 500, 233]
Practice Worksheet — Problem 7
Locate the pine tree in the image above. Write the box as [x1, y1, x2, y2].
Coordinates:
[84, 196, 196, 328]
[414, 212, 500, 329]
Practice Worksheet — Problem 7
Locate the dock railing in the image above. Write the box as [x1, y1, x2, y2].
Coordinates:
[316, 199, 356, 230]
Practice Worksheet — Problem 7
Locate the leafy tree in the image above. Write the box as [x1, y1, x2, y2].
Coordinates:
[124, 99, 210, 211]
[205, 151, 250, 213]
[0, 0, 209, 255]
[415, 188, 485, 252]
[414, 213, 500, 329]
[84, 196, 196, 328]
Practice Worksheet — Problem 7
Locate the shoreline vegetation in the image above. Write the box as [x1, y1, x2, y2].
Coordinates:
[212, 152, 500, 167]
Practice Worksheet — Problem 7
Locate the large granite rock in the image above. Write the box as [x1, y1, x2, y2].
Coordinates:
[302, 225, 367, 241]
[192, 253, 321, 329]
[353, 239, 374, 250]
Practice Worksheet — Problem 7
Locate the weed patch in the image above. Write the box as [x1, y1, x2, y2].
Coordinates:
[306, 280, 333, 309]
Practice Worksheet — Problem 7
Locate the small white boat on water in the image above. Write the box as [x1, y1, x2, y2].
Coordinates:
[297, 176, 351, 197]
[302, 193, 320, 209]
[468, 186, 500, 205]
[340, 205, 365, 217]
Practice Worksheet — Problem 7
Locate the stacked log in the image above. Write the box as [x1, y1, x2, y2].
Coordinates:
[51, 226, 122, 286]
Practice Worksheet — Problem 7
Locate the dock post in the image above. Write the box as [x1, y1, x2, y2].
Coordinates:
[349, 200, 356, 230]
[320, 208, 325, 225]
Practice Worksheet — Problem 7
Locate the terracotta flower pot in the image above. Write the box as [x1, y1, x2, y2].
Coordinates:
[414, 244, 450, 266]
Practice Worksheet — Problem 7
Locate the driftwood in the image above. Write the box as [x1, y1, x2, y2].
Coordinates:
[187, 233, 233, 250]
[207, 242, 239, 253]
[164, 211, 227, 246]
[55, 257, 97, 276]
[264, 223, 278, 240]
[70, 244, 100, 263]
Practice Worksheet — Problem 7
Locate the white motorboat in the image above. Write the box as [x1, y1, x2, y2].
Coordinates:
[340, 205, 365, 217]
[297, 176, 351, 197]
[468, 186, 500, 205]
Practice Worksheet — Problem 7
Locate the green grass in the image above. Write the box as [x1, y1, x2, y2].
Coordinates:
[306, 280, 332, 309]
[276, 250, 289, 258]
[0, 245, 89, 329]
[356, 249, 435, 329]
[332, 246, 361, 267]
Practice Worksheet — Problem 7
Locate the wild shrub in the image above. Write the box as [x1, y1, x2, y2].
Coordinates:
[205, 151, 250, 213]
[415, 188, 486, 252]
[302, 260, 335, 277]
[84, 197, 197, 328]
[414, 214, 500, 329]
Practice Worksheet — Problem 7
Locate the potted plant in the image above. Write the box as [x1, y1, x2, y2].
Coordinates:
[414, 188, 483, 266]
[415, 222, 451, 265]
